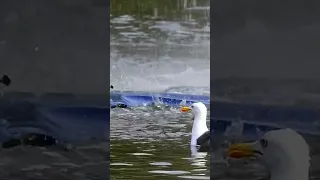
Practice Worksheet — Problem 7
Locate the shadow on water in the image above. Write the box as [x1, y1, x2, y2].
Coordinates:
[110, 107, 210, 179]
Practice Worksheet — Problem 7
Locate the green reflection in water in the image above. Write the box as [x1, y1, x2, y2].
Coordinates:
[111, 138, 209, 180]
[111, 0, 210, 20]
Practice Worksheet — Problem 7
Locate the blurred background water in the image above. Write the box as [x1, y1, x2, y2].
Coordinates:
[110, 0, 210, 179]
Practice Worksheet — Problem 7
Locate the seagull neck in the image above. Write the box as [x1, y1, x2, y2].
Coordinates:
[193, 113, 207, 130]
[191, 112, 208, 146]
[194, 111, 206, 122]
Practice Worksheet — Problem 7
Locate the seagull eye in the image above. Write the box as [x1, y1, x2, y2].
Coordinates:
[191, 105, 194, 108]
[260, 139, 268, 148]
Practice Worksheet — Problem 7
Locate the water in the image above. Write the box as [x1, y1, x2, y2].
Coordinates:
[0, 93, 109, 179]
[110, 0, 210, 179]
[0, 142, 109, 179]
[110, 107, 210, 180]
[110, 0, 210, 91]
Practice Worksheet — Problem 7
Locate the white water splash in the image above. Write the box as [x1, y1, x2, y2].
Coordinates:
[110, 6, 210, 93]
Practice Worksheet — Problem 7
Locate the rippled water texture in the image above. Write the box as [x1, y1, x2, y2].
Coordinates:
[110, 0, 210, 92]
[110, 0, 210, 179]
[0, 93, 109, 179]
[111, 107, 210, 180]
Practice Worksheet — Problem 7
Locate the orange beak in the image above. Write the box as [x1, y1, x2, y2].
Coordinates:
[180, 106, 191, 113]
[227, 143, 256, 158]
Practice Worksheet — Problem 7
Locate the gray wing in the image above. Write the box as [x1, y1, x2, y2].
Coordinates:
[197, 131, 210, 152]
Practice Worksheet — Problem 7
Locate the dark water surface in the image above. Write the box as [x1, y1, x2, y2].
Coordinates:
[0, 142, 109, 180]
[0, 1, 109, 94]
[0, 93, 109, 180]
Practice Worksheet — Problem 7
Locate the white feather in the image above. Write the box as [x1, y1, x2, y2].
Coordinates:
[190, 102, 209, 146]
[260, 128, 310, 180]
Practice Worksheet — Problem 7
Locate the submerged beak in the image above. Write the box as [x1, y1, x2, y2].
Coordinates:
[180, 106, 191, 113]
[227, 143, 261, 158]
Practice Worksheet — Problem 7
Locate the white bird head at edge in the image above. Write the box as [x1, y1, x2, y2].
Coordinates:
[180, 102, 209, 146]
[227, 128, 310, 180]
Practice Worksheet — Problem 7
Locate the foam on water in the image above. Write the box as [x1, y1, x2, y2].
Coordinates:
[111, 63, 210, 92]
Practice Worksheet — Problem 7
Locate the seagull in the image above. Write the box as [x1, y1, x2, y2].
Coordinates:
[227, 128, 310, 180]
[181, 102, 210, 152]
